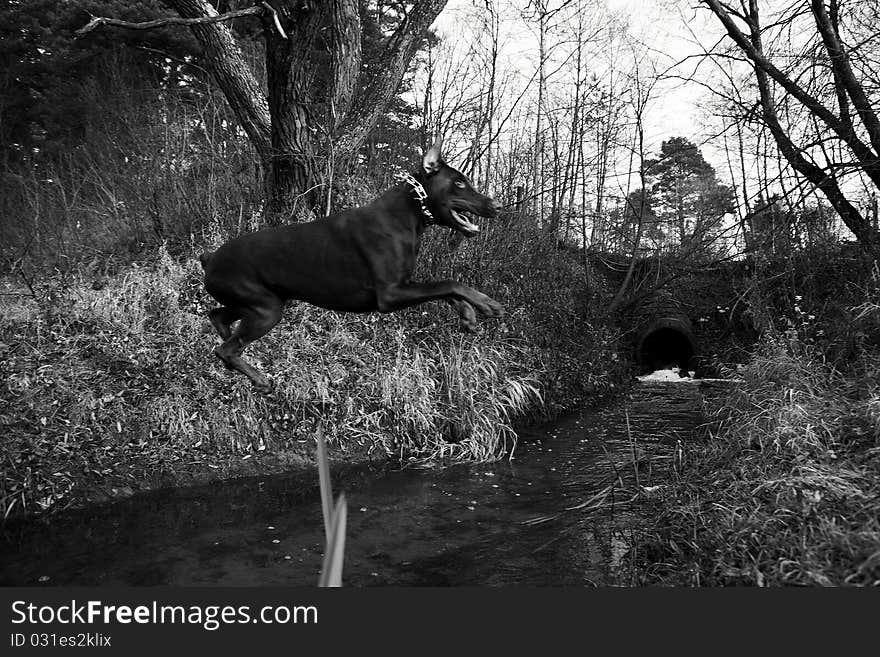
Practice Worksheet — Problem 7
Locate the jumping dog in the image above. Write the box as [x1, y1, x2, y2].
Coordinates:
[200, 139, 505, 391]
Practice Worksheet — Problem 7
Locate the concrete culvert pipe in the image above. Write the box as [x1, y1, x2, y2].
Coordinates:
[637, 316, 696, 376]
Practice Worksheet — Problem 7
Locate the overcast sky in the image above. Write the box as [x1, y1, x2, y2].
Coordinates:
[433, 0, 734, 177]
[607, 0, 717, 143]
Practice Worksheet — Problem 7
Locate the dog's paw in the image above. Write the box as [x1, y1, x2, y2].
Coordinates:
[481, 298, 506, 318]
[252, 376, 273, 394]
[453, 300, 478, 329]
[213, 346, 236, 371]
[460, 319, 479, 334]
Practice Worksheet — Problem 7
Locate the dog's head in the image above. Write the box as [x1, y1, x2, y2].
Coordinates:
[420, 138, 501, 237]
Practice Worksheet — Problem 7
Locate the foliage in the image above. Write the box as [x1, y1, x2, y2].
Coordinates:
[0, 0, 198, 163]
[744, 196, 846, 255]
[0, 56, 256, 267]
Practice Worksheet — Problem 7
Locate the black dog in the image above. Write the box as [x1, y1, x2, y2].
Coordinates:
[200, 139, 505, 391]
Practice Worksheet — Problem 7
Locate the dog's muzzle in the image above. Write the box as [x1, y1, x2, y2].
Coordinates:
[449, 210, 480, 236]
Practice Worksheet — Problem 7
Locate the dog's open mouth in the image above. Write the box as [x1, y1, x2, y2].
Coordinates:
[450, 209, 480, 236]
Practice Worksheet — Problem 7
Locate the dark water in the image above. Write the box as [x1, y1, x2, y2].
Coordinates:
[0, 379, 722, 587]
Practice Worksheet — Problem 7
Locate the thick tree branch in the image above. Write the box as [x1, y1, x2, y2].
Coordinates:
[825, 0, 851, 129]
[335, 0, 448, 159]
[330, 0, 361, 132]
[161, 0, 273, 163]
[702, 0, 880, 190]
[78, 3, 287, 39]
[810, 0, 880, 155]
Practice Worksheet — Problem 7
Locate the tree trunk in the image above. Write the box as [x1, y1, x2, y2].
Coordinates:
[262, 2, 327, 220]
[162, 0, 271, 161]
[162, 0, 447, 222]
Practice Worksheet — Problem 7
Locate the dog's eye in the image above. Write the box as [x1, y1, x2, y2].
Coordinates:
[455, 180, 466, 189]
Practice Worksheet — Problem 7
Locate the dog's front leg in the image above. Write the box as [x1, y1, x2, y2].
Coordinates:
[447, 299, 478, 333]
[377, 281, 505, 320]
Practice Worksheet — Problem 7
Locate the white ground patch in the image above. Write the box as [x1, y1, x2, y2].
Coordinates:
[637, 368, 694, 382]
[637, 368, 744, 384]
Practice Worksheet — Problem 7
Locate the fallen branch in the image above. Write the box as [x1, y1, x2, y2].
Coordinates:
[76, 3, 287, 39]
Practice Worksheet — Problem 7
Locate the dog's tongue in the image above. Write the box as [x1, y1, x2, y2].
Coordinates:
[450, 210, 479, 234]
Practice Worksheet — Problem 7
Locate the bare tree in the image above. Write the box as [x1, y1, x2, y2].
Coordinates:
[700, 0, 880, 249]
[608, 49, 657, 313]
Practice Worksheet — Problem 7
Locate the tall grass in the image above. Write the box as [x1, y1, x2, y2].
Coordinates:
[632, 333, 880, 586]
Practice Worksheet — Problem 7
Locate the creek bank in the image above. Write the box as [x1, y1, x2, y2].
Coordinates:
[2, 367, 624, 522]
[8, 393, 614, 519]
[62, 440, 381, 508]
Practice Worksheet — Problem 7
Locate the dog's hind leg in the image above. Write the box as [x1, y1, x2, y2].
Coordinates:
[208, 306, 241, 340]
[214, 301, 283, 393]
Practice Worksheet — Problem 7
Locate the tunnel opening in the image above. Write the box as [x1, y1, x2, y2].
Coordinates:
[638, 320, 696, 376]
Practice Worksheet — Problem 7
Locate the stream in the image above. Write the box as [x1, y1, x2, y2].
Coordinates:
[0, 375, 728, 586]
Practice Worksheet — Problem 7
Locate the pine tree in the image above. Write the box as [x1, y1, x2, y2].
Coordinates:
[645, 137, 734, 252]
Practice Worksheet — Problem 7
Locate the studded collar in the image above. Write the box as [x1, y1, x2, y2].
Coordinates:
[396, 172, 436, 225]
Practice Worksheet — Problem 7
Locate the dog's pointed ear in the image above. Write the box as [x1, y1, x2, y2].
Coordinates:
[422, 137, 444, 175]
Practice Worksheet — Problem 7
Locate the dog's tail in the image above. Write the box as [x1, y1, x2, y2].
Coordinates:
[198, 251, 213, 270]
